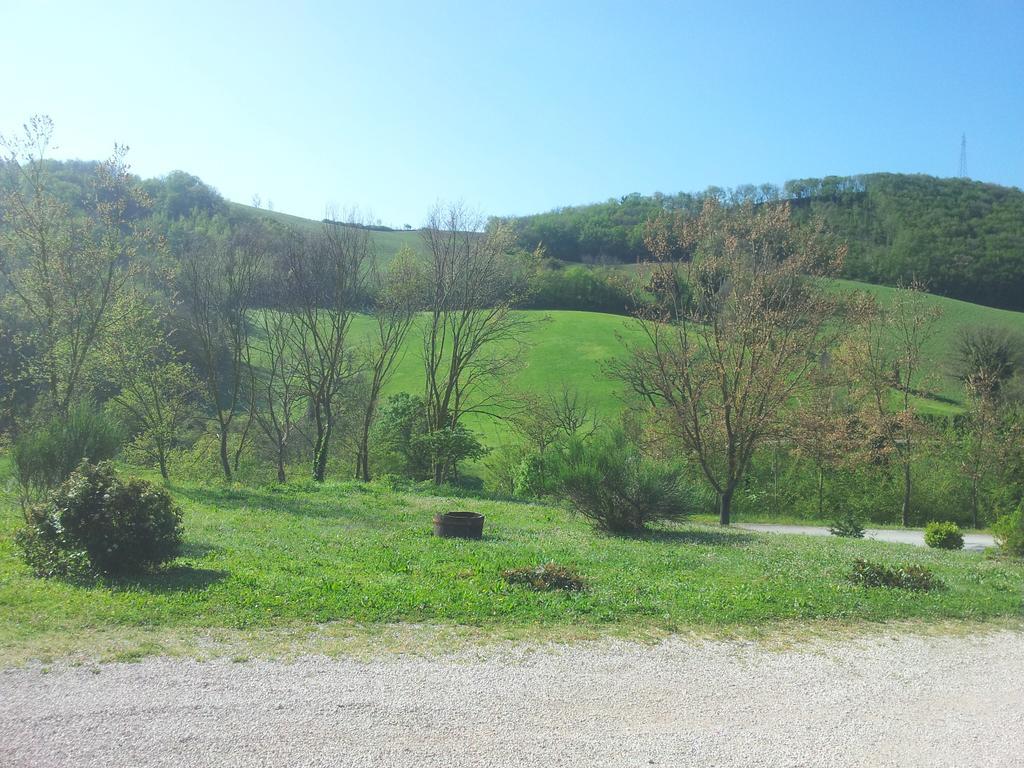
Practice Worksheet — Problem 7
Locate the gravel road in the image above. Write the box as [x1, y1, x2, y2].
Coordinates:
[735, 523, 997, 552]
[2, 631, 1022, 768]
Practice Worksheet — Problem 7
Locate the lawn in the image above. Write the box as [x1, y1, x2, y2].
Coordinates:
[1, 477, 1021, 663]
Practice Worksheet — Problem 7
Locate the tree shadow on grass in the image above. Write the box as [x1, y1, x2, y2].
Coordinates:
[110, 565, 227, 594]
[180, 539, 223, 558]
[172, 484, 371, 521]
[629, 527, 756, 547]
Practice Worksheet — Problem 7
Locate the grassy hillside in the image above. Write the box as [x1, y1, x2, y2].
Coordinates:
[832, 279, 1024, 406]
[350, 310, 642, 444]
[230, 202, 431, 263]
[348, 279, 1024, 436]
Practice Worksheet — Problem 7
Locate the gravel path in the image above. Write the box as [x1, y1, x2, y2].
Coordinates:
[736, 523, 997, 552]
[2, 631, 1022, 767]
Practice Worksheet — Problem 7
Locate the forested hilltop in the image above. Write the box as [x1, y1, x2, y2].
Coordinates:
[498, 174, 1024, 310]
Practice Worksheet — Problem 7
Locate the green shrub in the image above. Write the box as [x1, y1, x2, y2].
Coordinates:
[553, 428, 698, 533]
[373, 393, 486, 481]
[924, 521, 964, 550]
[992, 504, 1024, 557]
[829, 509, 866, 538]
[502, 562, 586, 591]
[848, 558, 941, 591]
[12, 402, 123, 501]
[16, 461, 183, 579]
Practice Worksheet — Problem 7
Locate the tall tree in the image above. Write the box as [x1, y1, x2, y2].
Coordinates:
[354, 249, 421, 481]
[0, 116, 148, 415]
[178, 231, 263, 481]
[617, 199, 846, 525]
[286, 221, 369, 482]
[420, 204, 529, 484]
[105, 296, 198, 480]
[854, 283, 941, 526]
[249, 303, 304, 484]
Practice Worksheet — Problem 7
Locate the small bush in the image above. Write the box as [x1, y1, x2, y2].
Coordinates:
[17, 461, 183, 579]
[830, 510, 866, 538]
[992, 504, 1024, 558]
[502, 562, 586, 592]
[924, 521, 964, 550]
[848, 558, 941, 591]
[12, 402, 123, 501]
[553, 428, 699, 533]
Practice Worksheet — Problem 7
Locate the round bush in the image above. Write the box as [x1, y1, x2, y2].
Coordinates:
[992, 505, 1024, 558]
[17, 461, 183, 578]
[923, 521, 964, 550]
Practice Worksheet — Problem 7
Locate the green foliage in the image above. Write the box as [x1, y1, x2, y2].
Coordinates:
[17, 461, 183, 578]
[829, 510, 866, 538]
[553, 428, 698, 533]
[520, 263, 638, 315]
[504, 175, 1024, 311]
[12, 402, 123, 500]
[848, 558, 942, 591]
[373, 393, 486, 480]
[924, 521, 964, 550]
[502, 562, 586, 592]
[992, 504, 1024, 557]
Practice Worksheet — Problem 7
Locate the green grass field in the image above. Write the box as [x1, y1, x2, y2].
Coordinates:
[349, 310, 642, 444]
[1, 477, 1020, 663]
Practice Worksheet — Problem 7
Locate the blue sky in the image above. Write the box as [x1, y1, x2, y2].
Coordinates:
[4, 0, 1022, 226]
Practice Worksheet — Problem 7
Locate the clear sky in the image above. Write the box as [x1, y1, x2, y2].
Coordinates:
[4, 0, 1022, 226]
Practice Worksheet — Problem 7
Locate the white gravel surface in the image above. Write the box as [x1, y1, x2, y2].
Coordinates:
[735, 523, 997, 552]
[2, 631, 1022, 767]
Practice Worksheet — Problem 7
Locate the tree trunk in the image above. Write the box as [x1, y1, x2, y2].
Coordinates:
[901, 460, 911, 527]
[313, 420, 332, 482]
[158, 449, 169, 482]
[276, 450, 287, 484]
[356, 418, 372, 481]
[719, 486, 734, 526]
[218, 424, 233, 482]
[971, 476, 979, 530]
[817, 466, 824, 518]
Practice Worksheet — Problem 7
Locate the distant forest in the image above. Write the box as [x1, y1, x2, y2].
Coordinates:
[9, 162, 1024, 311]
[497, 174, 1024, 310]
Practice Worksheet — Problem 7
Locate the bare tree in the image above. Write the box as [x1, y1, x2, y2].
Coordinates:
[249, 301, 304, 483]
[852, 283, 941, 525]
[286, 220, 369, 482]
[354, 248, 421, 481]
[959, 372, 1002, 529]
[178, 232, 263, 481]
[420, 204, 530, 484]
[617, 199, 846, 525]
[0, 116, 147, 415]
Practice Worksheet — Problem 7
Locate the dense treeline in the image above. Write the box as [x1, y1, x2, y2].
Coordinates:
[499, 174, 1024, 310]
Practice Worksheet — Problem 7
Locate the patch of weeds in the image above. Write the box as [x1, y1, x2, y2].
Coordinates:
[849, 558, 942, 592]
[502, 562, 586, 592]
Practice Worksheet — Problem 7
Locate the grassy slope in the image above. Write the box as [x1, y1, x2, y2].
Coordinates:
[230, 202, 430, 263]
[349, 310, 642, 444]
[236, 205, 1024, 416]
[832, 279, 1024, 402]
[349, 279, 1024, 442]
[1, 478, 1020, 663]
